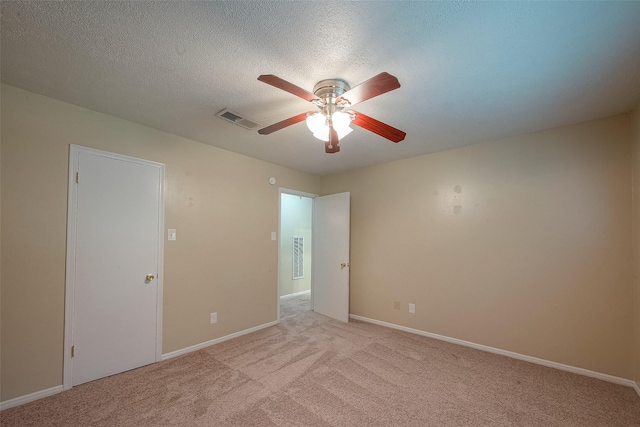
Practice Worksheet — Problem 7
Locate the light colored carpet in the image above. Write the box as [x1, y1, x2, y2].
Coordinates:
[280, 292, 310, 319]
[2, 309, 639, 426]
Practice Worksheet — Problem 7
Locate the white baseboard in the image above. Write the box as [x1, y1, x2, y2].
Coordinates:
[4, 318, 636, 411]
[349, 314, 637, 389]
[0, 385, 63, 411]
[161, 320, 278, 360]
[280, 290, 310, 300]
[1, 321, 279, 410]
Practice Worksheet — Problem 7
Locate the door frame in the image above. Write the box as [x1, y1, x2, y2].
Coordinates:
[63, 145, 165, 390]
[277, 188, 317, 322]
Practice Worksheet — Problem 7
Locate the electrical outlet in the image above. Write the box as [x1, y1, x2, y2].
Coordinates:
[394, 301, 401, 310]
[210, 312, 217, 324]
[409, 303, 415, 314]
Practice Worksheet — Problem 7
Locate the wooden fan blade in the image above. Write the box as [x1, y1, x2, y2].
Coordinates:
[258, 75, 323, 104]
[258, 112, 309, 135]
[325, 125, 340, 153]
[350, 111, 406, 143]
[337, 72, 400, 107]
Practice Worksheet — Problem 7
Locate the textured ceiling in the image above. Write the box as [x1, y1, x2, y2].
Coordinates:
[2, 1, 640, 176]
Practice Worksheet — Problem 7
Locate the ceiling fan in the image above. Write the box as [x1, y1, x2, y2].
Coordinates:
[257, 72, 406, 153]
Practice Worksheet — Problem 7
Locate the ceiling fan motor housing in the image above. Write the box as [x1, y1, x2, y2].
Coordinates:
[313, 79, 350, 102]
[313, 79, 351, 119]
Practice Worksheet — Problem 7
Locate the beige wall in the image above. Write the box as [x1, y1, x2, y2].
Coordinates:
[0, 84, 321, 401]
[323, 114, 634, 378]
[632, 103, 640, 385]
[2, 82, 638, 402]
[279, 193, 313, 296]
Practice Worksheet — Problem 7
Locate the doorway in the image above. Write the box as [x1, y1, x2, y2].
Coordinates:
[278, 191, 314, 319]
[277, 189, 351, 323]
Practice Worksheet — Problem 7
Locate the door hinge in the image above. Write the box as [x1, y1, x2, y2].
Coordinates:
[75, 172, 79, 183]
[71, 345, 75, 357]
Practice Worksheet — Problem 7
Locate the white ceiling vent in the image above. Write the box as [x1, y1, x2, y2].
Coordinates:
[216, 108, 261, 131]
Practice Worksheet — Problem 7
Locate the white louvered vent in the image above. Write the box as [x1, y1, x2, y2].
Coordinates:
[293, 236, 304, 279]
[215, 108, 261, 131]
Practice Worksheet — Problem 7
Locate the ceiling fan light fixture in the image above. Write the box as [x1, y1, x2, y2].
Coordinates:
[331, 111, 351, 131]
[332, 111, 353, 139]
[311, 126, 352, 142]
[336, 126, 353, 140]
[306, 112, 326, 135]
[312, 130, 329, 141]
[306, 111, 353, 142]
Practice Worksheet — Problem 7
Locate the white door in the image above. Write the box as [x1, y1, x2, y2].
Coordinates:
[65, 146, 164, 387]
[312, 192, 350, 322]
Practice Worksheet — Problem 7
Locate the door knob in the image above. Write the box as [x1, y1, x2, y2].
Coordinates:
[145, 274, 155, 281]
[340, 263, 350, 269]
